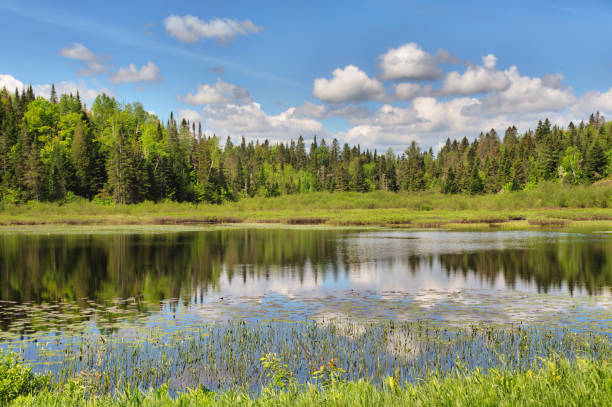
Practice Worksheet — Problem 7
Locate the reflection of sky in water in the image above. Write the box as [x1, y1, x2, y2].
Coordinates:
[203, 231, 609, 300]
[1, 230, 611, 341]
[1, 230, 611, 389]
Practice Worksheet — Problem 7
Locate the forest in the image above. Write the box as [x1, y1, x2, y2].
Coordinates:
[1, 84, 611, 204]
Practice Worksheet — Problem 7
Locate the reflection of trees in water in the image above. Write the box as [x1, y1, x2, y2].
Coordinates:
[0, 230, 344, 306]
[434, 240, 612, 295]
[1, 232, 611, 313]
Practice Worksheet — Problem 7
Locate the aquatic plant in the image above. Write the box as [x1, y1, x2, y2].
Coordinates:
[3, 320, 610, 394]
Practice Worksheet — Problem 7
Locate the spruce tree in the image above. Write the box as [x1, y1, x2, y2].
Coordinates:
[442, 167, 459, 194]
[70, 120, 92, 198]
[586, 140, 607, 180]
[467, 164, 484, 195]
[50, 84, 58, 104]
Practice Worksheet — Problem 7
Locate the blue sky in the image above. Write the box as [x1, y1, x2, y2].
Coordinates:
[1, 0, 612, 150]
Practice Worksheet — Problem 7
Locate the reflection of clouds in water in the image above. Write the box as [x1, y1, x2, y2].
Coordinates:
[173, 230, 612, 330]
[313, 313, 367, 339]
[3, 229, 611, 339]
[311, 313, 420, 361]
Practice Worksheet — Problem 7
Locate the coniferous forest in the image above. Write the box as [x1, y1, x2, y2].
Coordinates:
[1, 85, 611, 204]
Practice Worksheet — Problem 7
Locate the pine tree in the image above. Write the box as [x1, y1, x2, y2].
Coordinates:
[442, 167, 459, 194]
[467, 164, 484, 195]
[50, 84, 58, 104]
[586, 140, 607, 180]
[70, 119, 93, 198]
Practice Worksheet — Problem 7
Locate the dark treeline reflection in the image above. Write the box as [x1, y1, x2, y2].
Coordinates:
[436, 240, 612, 295]
[0, 231, 611, 308]
[0, 229, 344, 305]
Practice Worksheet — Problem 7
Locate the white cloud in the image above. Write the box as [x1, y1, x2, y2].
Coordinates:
[341, 97, 484, 149]
[441, 60, 511, 96]
[164, 15, 262, 43]
[291, 102, 328, 119]
[313, 65, 385, 103]
[482, 54, 497, 69]
[179, 80, 252, 105]
[379, 43, 443, 81]
[178, 109, 203, 124]
[110, 61, 162, 84]
[570, 87, 612, 118]
[393, 83, 421, 100]
[199, 102, 323, 141]
[35, 81, 110, 102]
[463, 66, 576, 116]
[60, 43, 96, 62]
[0, 73, 25, 91]
[60, 43, 107, 76]
[291, 102, 371, 122]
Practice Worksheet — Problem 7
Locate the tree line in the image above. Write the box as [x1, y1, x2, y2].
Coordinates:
[1, 85, 611, 204]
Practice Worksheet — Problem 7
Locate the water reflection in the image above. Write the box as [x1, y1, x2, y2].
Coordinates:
[1, 230, 611, 308]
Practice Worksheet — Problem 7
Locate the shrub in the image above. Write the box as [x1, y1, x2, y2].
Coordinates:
[0, 351, 50, 405]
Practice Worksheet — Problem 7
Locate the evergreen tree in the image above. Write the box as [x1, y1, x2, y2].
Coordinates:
[50, 84, 58, 104]
[467, 164, 484, 195]
[586, 140, 607, 180]
[442, 167, 459, 194]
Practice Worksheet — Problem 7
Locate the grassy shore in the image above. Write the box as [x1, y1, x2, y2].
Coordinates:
[1, 182, 612, 231]
[5, 356, 611, 406]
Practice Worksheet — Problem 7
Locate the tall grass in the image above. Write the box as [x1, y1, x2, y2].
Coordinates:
[6, 357, 612, 406]
[0, 182, 612, 227]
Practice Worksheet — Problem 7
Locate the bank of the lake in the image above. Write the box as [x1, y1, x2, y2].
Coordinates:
[4, 355, 611, 407]
[2, 182, 612, 232]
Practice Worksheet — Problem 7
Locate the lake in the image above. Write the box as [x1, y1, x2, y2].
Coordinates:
[1, 227, 611, 391]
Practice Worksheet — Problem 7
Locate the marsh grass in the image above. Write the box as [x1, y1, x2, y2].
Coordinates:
[6, 356, 612, 406]
[1, 182, 612, 230]
[4, 321, 611, 395]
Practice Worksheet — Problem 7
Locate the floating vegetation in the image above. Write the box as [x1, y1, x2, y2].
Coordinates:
[0, 229, 611, 398]
[2, 320, 611, 395]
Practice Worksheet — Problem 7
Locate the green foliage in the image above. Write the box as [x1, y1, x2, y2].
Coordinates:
[0, 351, 50, 405]
[2, 85, 612, 204]
[467, 165, 484, 195]
[442, 167, 459, 194]
[260, 353, 297, 393]
[311, 359, 346, 388]
[5, 357, 612, 406]
[559, 146, 584, 184]
[586, 139, 607, 180]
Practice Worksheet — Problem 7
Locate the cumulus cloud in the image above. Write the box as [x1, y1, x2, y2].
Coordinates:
[0, 73, 25, 91]
[202, 101, 324, 141]
[341, 97, 484, 149]
[313, 65, 385, 103]
[463, 66, 576, 116]
[570, 87, 612, 118]
[110, 61, 162, 84]
[482, 54, 497, 69]
[291, 102, 371, 121]
[164, 15, 262, 43]
[179, 80, 252, 105]
[393, 83, 422, 100]
[441, 59, 511, 96]
[178, 109, 203, 124]
[60, 43, 96, 62]
[60, 43, 108, 76]
[35, 81, 110, 102]
[379, 43, 443, 81]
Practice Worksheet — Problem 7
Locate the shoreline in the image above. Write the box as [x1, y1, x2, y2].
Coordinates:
[0, 213, 611, 233]
[2, 187, 612, 232]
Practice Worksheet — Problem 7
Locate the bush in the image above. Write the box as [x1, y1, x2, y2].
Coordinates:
[0, 351, 50, 405]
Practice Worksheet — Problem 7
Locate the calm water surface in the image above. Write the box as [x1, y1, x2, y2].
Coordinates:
[1, 228, 610, 334]
[0, 228, 611, 391]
